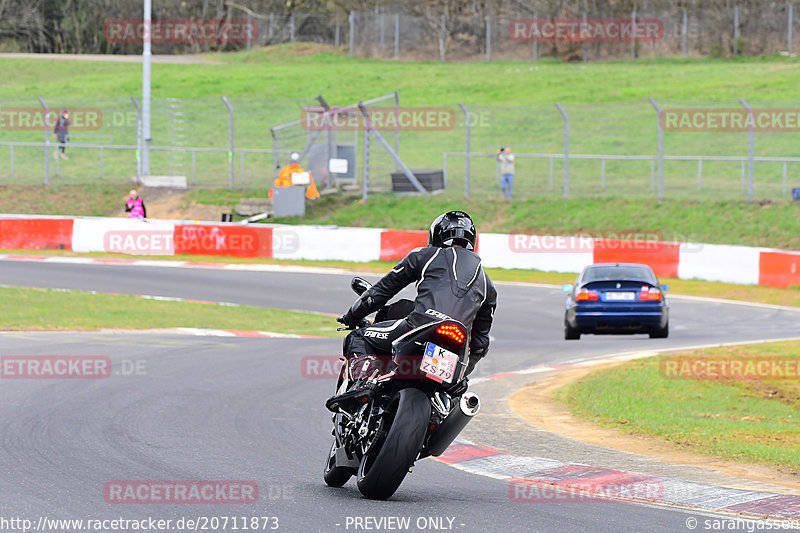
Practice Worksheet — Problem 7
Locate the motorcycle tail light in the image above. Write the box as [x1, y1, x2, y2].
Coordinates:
[436, 323, 465, 344]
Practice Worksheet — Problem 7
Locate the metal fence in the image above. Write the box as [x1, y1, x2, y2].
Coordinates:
[234, 4, 800, 61]
[1, 96, 799, 201]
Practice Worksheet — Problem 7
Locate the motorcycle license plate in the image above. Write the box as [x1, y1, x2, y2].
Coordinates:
[421, 343, 459, 384]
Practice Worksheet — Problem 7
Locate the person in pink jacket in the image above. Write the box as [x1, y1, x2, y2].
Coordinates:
[125, 190, 147, 219]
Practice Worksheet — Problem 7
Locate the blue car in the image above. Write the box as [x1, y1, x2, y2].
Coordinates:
[563, 263, 669, 340]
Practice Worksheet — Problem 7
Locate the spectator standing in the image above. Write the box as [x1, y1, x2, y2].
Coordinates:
[125, 190, 146, 219]
[497, 147, 515, 198]
[53, 110, 70, 160]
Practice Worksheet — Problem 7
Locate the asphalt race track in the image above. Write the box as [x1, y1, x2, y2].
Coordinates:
[2, 259, 799, 533]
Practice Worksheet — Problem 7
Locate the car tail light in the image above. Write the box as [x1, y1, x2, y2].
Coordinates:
[639, 286, 662, 301]
[436, 323, 465, 344]
[576, 289, 599, 301]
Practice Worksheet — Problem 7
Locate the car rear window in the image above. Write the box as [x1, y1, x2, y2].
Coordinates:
[583, 265, 655, 283]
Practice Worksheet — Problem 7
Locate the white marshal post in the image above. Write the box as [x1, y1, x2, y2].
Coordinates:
[142, 0, 152, 175]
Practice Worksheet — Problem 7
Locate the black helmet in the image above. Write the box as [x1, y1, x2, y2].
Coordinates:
[428, 211, 476, 251]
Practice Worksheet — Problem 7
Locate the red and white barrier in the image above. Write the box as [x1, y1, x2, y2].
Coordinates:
[0, 215, 798, 289]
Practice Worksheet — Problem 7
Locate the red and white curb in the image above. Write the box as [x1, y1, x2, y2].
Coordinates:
[436, 341, 800, 521]
[437, 440, 800, 520]
[157, 327, 322, 339]
[0, 254, 356, 275]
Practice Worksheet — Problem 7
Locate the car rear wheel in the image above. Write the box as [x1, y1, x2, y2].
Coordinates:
[649, 322, 669, 339]
[564, 322, 581, 340]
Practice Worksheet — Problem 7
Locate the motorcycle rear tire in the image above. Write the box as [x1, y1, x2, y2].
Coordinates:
[356, 387, 430, 500]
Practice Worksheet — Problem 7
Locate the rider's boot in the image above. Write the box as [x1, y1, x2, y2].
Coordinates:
[325, 355, 379, 412]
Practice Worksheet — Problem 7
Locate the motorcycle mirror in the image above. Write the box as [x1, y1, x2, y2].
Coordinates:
[351, 277, 372, 296]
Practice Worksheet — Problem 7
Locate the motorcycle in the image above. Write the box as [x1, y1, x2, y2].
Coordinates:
[323, 277, 481, 500]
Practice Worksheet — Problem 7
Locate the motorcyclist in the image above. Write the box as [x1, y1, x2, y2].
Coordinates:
[330, 211, 497, 406]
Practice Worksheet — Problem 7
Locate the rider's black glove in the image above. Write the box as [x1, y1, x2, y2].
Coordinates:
[337, 314, 370, 329]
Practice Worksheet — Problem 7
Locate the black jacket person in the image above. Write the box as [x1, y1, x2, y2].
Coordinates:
[340, 211, 496, 377]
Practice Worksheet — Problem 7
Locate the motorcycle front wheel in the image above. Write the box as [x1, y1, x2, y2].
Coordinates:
[356, 387, 430, 500]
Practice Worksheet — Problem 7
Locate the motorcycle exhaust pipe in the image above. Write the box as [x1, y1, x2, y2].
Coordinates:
[426, 393, 481, 457]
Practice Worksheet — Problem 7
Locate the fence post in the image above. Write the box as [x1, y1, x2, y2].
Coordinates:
[631, 9, 636, 59]
[648, 98, 664, 199]
[349, 11, 354, 57]
[697, 159, 702, 192]
[439, 14, 446, 61]
[246, 13, 252, 51]
[142, 0, 152, 176]
[555, 103, 569, 199]
[486, 16, 491, 62]
[335, 20, 340, 47]
[268, 13, 274, 39]
[789, 3, 794, 53]
[38, 97, 50, 185]
[131, 96, 142, 180]
[362, 116, 369, 200]
[601, 159, 606, 191]
[290, 12, 295, 43]
[783, 161, 788, 195]
[222, 96, 235, 189]
[582, 9, 587, 63]
[739, 97, 754, 201]
[394, 14, 400, 59]
[533, 11, 538, 61]
[459, 103, 471, 199]
[380, 11, 385, 47]
[683, 9, 688, 56]
[393, 91, 400, 166]
[733, 6, 739, 56]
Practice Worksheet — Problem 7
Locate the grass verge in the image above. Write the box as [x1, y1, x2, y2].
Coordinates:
[555, 341, 800, 469]
[0, 286, 342, 337]
[3, 249, 799, 308]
